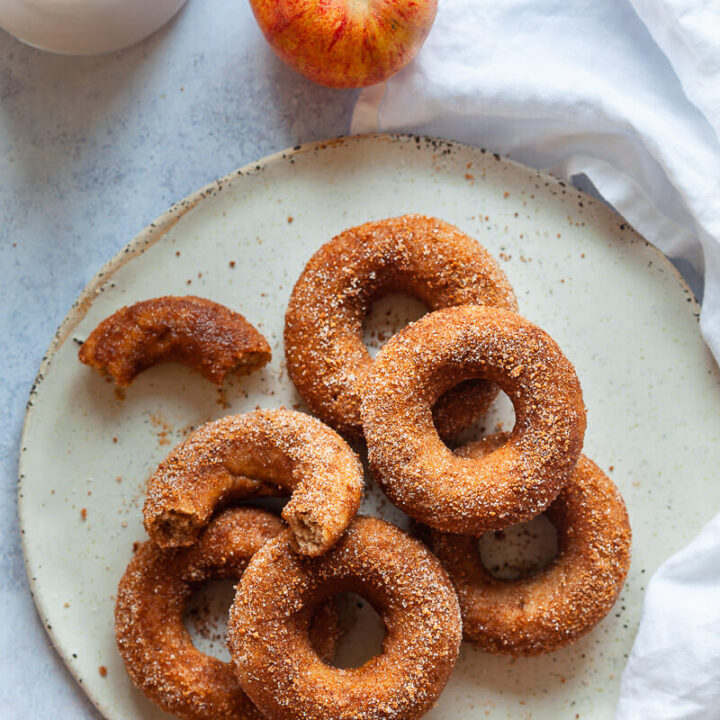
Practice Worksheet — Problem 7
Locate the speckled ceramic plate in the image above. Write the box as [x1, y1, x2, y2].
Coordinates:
[19, 134, 720, 720]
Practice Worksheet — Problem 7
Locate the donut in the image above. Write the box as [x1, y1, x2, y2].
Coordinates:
[79, 295, 271, 386]
[144, 408, 364, 555]
[284, 215, 518, 439]
[362, 305, 586, 534]
[421, 433, 632, 656]
[115, 507, 340, 720]
[227, 515, 462, 720]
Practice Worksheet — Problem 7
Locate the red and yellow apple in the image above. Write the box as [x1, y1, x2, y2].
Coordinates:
[248, 0, 438, 88]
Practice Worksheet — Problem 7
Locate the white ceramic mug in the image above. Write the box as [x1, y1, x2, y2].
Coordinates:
[0, 0, 188, 55]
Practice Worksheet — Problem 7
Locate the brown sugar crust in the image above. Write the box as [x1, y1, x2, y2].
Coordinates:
[284, 215, 518, 439]
[115, 508, 340, 720]
[362, 305, 586, 534]
[78, 296, 271, 386]
[144, 409, 364, 556]
[423, 434, 631, 656]
[227, 515, 462, 720]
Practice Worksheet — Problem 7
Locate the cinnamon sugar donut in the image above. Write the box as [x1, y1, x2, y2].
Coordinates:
[115, 507, 339, 720]
[284, 215, 518, 439]
[362, 305, 586, 534]
[227, 515, 462, 720]
[79, 296, 271, 386]
[423, 434, 631, 656]
[144, 409, 363, 556]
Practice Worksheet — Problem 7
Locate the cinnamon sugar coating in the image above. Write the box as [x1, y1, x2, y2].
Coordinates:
[227, 516, 462, 720]
[144, 409, 364, 555]
[79, 295, 271, 386]
[423, 434, 631, 656]
[115, 508, 340, 720]
[284, 215, 518, 439]
[362, 305, 586, 534]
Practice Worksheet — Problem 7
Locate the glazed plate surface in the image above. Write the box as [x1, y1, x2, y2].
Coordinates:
[19, 134, 720, 719]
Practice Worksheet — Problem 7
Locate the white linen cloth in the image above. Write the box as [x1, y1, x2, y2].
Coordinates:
[351, 1, 720, 716]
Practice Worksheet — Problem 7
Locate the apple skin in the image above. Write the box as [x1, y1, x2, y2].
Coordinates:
[249, 0, 438, 89]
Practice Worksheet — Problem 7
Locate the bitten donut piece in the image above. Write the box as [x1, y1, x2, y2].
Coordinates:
[423, 434, 632, 656]
[362, 305, 586, 534]
[227, 516, 462, 720]
[284, 214, 518, 439]
[78, 295, 271, 386]
[144, 409, 364, 556]
[115, 508, 339, 720]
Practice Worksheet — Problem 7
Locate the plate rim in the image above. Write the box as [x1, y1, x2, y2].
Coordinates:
[16, 131, 701, 719]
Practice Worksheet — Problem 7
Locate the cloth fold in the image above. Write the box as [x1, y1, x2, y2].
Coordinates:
[350, 1, 720, 716]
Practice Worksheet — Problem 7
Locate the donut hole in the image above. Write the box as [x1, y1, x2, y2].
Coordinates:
[478, 514, 558, 581]
[328, 592, 386, 669]
[363, 293, 428, 358]
[445, 389, 516, 448]
[183, 578, 235, 662]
